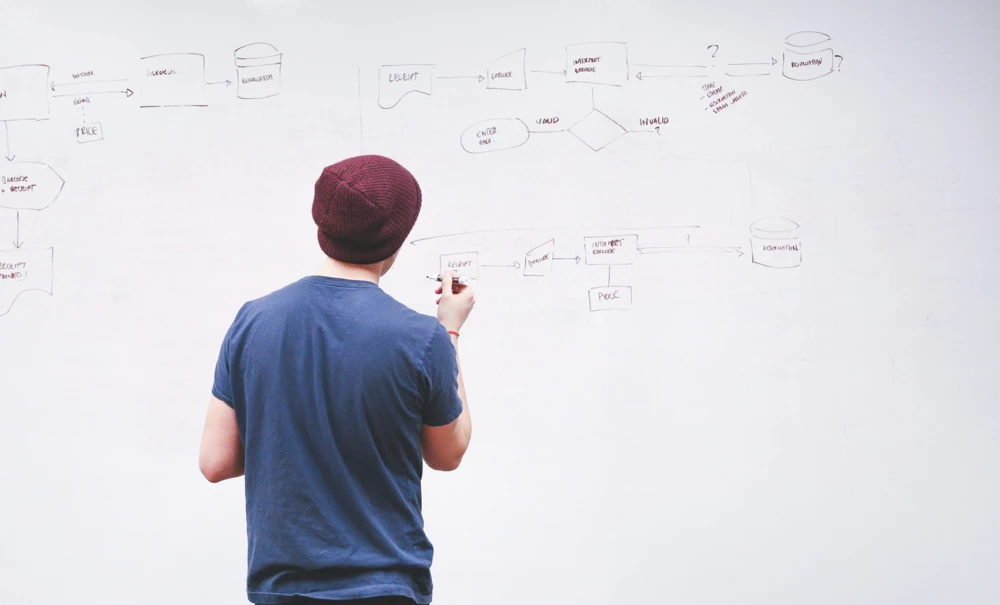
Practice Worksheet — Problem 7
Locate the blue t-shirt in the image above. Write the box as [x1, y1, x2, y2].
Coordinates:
[211, 275, 464, 605]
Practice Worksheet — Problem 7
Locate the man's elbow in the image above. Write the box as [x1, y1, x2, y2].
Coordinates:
[200, 459, 227, 483]
[424, 450, 466, 472]
[199, 454, 242, 483]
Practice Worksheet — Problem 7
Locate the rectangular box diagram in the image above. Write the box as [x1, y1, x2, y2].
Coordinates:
[139, 53, 207, 108]
[0, 65, 50, 121]
[565, 42, 629, 86]
[439, 251, 479, 280]
[75, 122, 104, 144]
[488, 48, 526, 91]
[0, 247, 54, 317]
[583, 234, 638, 265]
[589, 286, 632, 311]
[378, 64, 434, 109]
[524, 239, 555, 277]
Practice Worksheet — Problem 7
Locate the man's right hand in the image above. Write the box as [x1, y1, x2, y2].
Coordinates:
[435, 271, 475, 333]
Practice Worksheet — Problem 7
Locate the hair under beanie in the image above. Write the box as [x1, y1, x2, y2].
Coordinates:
[312, 155, 422, 264]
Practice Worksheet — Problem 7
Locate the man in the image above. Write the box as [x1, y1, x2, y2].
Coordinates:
[198, 154, 474, 605]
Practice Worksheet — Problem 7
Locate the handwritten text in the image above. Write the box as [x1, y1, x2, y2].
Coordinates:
[526, 253, 551, 268]
[388, 72, 419, 82]
[639, 116, 668, 127]
[591, 238, 626, 255]
[242, 74, 274, 84]
[573, 56, 601, 74]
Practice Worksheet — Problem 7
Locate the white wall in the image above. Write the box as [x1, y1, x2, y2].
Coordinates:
[1, 1, 998, 604]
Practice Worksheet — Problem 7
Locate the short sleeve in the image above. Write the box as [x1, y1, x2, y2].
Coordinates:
[419, 323, 464, 427]
[211, 310, 243, 408]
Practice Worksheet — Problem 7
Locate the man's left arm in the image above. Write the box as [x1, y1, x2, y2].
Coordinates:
[199, 395, 244, 483]
[199, 313, 245, 483]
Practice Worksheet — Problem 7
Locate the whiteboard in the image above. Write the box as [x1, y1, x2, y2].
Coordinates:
[1, 1, 998, 604]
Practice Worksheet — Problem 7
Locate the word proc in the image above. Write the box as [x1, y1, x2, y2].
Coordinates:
[75, 122, 104, 144]
[588, 285, 633, 311]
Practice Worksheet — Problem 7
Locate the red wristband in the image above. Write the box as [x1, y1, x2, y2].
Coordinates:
[448, 330, 460, 338]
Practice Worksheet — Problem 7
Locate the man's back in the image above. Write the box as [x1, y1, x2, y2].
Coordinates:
[212, 275, 464, 604]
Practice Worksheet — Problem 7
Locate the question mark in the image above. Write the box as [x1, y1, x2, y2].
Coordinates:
[655, 126, 660, 135]
[707, 44, 719, 58]
[686, 234, 691, 245]
[834, 55, 844, 71]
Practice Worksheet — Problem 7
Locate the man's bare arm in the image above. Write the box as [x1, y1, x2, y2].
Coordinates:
[199, 396, 245, 482]
[421, 332, 471, 471]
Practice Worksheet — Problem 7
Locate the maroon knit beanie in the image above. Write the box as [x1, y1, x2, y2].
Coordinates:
[311, 155, 422, 264]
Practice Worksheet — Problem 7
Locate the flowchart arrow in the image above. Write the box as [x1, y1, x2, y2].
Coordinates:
[636, 71, 707, 80]
[208, 79, 233, 87]
[531, 69, 566, 76]
[13, 211, 23, 248]
[554, 255, 581, 264]
[634, 63, 707, 81]
[51, 79, 133, 98]
[638, 245, 743, 257]
[725, 57, 777, 77]
[436, 74, 485, 82]
[483, 261, 521, 269]
[634, 63, 707, 68]
[728, 58, 778, 67]
[3, 122, 13, 162]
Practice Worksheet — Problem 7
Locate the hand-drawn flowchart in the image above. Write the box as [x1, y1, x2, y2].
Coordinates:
[378, 32, 844, 153]
[0, 43, 282, 317]
[414, 217, 803, 312]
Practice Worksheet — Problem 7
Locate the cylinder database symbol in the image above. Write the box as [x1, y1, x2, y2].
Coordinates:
[234, 42, 282, 99]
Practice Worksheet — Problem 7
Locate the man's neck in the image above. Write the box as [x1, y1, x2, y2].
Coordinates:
[314, 257, 381, 284]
